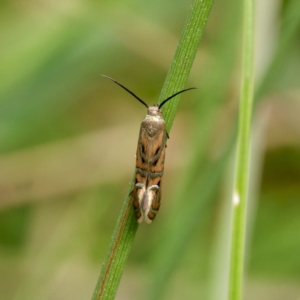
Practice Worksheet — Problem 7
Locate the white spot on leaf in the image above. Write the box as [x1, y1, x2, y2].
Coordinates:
[233, 191, 240, 206]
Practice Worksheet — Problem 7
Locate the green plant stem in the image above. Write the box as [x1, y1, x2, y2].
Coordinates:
[91, 1, 214, 299]
[229, 0, 254, 299]
[91, 181, 138, 300]
[159, 0, 215, 130]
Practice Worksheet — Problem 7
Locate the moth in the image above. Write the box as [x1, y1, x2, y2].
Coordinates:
[103, 75, 195, 224]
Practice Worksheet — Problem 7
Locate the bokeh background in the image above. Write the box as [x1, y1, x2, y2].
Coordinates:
[1, 0, 300, 299]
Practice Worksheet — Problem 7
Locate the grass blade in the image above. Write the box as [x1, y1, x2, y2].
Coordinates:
[92, 0, 214, 299]
[228, 0, 255, 299]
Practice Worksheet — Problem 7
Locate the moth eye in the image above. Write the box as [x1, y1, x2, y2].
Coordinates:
[157, 180, 161, 186]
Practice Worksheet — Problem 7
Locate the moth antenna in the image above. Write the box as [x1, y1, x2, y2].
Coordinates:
[159, 87, 196, 109]
[102, 75, 148, 108]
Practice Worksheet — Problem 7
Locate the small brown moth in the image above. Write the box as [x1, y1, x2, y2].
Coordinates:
[103, 75, 195, 224]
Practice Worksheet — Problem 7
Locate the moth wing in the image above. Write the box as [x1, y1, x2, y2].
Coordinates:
[132, 183, 145, 223]
[145, 183, 162, 224]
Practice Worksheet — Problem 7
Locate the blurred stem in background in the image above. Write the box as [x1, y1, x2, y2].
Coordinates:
[229, 0, 254, 298]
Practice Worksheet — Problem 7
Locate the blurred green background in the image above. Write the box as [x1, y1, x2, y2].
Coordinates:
[0, 0, 300, 299]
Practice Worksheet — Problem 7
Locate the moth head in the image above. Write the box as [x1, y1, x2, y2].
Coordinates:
[147, 105, 162, 116]
[102, 74, 196, 112]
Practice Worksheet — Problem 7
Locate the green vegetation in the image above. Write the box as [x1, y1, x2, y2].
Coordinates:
[0, 0, 300, 299]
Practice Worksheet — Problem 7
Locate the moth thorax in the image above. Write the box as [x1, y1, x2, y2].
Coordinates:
[142, 113, 165, 137]
[147, 106, 162, 116]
